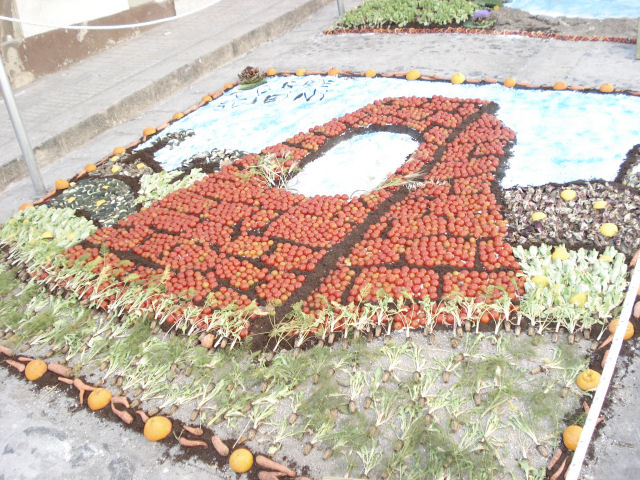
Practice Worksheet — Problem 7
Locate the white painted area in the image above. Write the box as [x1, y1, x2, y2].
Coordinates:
[286, 132, 419, 197]
[141, 76, 640, 188]
[508, 0, 640, 19]
[174, 0, 222, 16]
[15, 0, 129, 37]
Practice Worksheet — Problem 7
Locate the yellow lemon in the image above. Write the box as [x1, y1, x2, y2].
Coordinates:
[327, 67, 339, 76]
[229, 448, 253, 473]
[96, 200, 106, 207]
[599, 254, 613, 262]
[531, 211, 546, 222]
[451, 72, 466, 84]
[560, 189, 577, 201]
[85, 163, 97, 172]
[142, 126, 156, 137]
[201, 95, 213, 103]
[172, 112, 184, 120]
[406, 69, 420, 81]
[552, 246, 570, 261]
[593, 200, 607, 209]
[266, 67, 277, 76]
[87, 388, 112, 411]
[143, 416, 172, 442]
[570, 292, 587, 307]
[137, 163, 147, 170]
[111, 165, 121, 174]
[40, 231, 54, 240]
[553, 81, 568, 90]
[112, 146, 126, 155]
[531, 275, 549, 287]
[25, 360, 47, 381]
[600, 223, 618, 237]
[223, 82, 235, 89]
[365, 69, 376, 78]
[296, 68, 306, 76]
[504, 77, 516, 87]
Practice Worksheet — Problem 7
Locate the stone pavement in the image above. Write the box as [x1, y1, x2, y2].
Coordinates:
[0, 0, 333, 190]
[0, 0, 639, 478]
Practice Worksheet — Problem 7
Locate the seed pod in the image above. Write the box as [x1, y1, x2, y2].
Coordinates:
[443, 370, 451, 383]
[185, 366, 193, 377]
[515, 326, 521, 337]
[303, 442, 313, 456]
[382, 370, 391, 383]
[312, 373, 319, 385]
[504, 323, 511, 333]
[393, 439, 404, 452]
[368, 425, 377, 438]
[450, 338, 459, 349]
[322, 448, 333, 461]
[247, 428, 258, 441]
[100, 361, 109, 371]
[330, 408, 339, 420]
[568, 334, 575, 345]
[116, 376, 123, 387]
[375, 325, 382, 337]
[427, 333, 435, 345]
[530, 365, 542, 375]
[464, 320, 471, 332]
[241, 403, 251, 413]
[349, 400, 357, 413]
[364, 396, 373, 409]
[260, 381, 268, 393]
[418, 397, 426, 409]
[454, 353, 464, 363]
[190, 410, 200, 422]
[473, 393, 482, 406]
[328, 332, 335, 345]
[552, 333, 558, 343]
[450, 418, 461, 433]
[537, 444, 550, 457]
[412, 371, 421, 383]
[527, 326, 535, 336]
[130, 399, 140, 409]
[168, 405, 179, 415]
[288, 413, 298, 425]
[133, 387, 143, 397]
[327, 367, 336, 377]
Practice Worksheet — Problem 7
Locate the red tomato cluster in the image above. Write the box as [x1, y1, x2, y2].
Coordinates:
[60, 95, 524, 335]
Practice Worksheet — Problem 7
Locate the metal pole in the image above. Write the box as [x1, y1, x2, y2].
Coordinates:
[0, 55, 46, 197]
[336, 0, 345, 16]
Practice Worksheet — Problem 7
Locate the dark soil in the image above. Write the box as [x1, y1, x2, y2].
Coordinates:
[493, 7, 638, 39]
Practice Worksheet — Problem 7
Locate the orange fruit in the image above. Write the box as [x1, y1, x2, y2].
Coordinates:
[25, 360, 47, 381]
[553, 81, 567, 90]
[229, 448, 253, 473]
[266, 67, 277, 76]
[172, 112, 184, 121]
[563, 425, 582, 451]
[296, 68, 306, 76]
[327, 67, 339, 76]
[406, 69, 420, 81]
[87, 387, 112, 410]
[18, 202, 34, 210]
[143, 416, 172, 442]
[55, 179, 70, 190]
[142, 127, 156, 137]
[599, 83, 614, 93]
[85, 163, 97, 172]
[504, 77, 516, 87]
[112, 146, 126, 155]
[365, 69, 376, 78]
[608, 318, 634, 339]
[223, 82, 235, 90]
[201, 95, 213, 103]
[576, 369, 601, 391]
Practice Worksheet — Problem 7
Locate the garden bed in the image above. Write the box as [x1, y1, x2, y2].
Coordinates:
[326, 0, 638, 43]
[1, 68, 639, 479]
